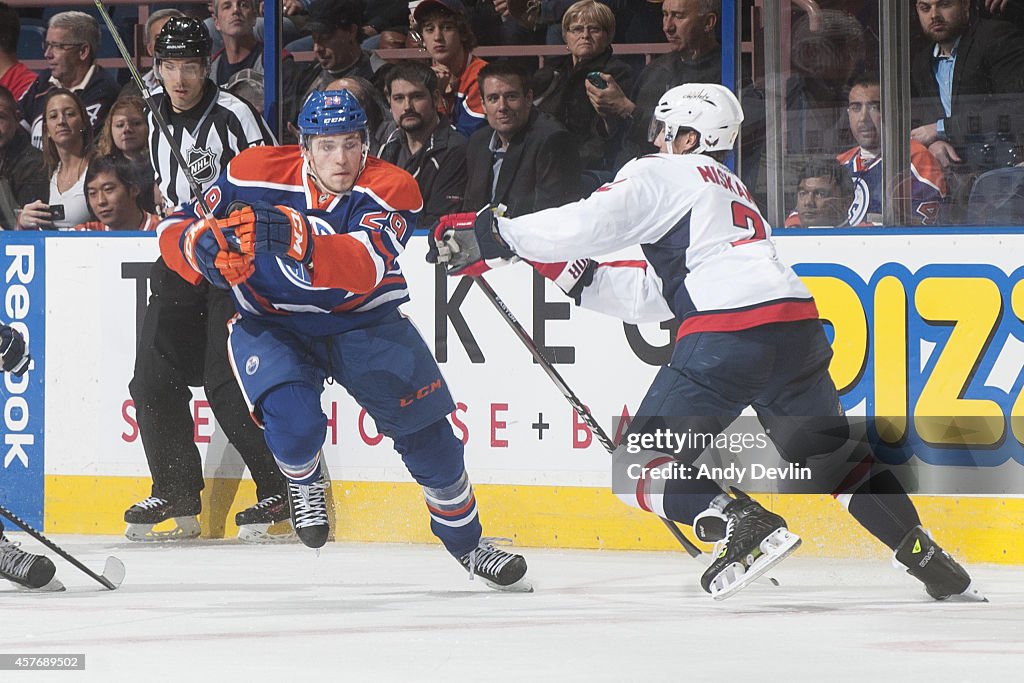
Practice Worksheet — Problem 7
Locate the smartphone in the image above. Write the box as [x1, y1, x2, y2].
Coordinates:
[48, 204, 65, 221]
[586, 72, 608, 89]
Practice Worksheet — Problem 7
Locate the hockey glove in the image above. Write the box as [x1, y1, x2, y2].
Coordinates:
[530, 259, 597, 304]
[0, 325, 30, 376]
[433, 208, 516, 277]
[183, 220, 254, 289]
[233, 202, 314, 265]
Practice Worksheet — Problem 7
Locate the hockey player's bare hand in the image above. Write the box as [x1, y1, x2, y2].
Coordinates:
[0, 325, 30, 376]
[433, 209, 516, 277]
[233, 202, 314, 265]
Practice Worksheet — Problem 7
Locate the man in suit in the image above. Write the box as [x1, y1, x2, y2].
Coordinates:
[463, 61, 581, 218]
[910, 0, 1024, 171]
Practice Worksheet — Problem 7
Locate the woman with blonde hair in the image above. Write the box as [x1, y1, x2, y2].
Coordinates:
[18, 89, 93, 229]
[96, 96, 157, 212]
[531, 0, 634, 172]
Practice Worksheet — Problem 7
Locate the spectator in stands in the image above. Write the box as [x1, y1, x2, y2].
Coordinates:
[71, 154, 159, 232]
[19, 11, 120, 149]
[0, 3, 37, 103]
[910, 0, 1024, 191]
[378, 61, 468, 234]
[837, 73, 946, 226]
[210, 0, 295, 91]
[463, 61, 581, 217]
[121, 9, 185, 99]
[784, 157, 853, 228]
[0, 86, 47, 225]
[532, 0, 634, 172]
[586, 0, 721, 168]
[19, 89, 94, 230]
[96, 96, 156, 213]
[292, 0, 373, 119]
[413, 0, 489, 138]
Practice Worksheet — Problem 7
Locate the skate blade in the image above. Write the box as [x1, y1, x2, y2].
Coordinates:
[482, 575, 534, 593]
[125, 516, 201, 542]
[237, 521, 296, 544]
[14, 577, 66, 593]
[710, 529, 802, 601]
[946, 582, 988, 603]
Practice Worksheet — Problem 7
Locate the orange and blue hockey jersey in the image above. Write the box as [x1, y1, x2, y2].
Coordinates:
[158, 145, 424, 336]
[836, 141, 947, 226]
[449, 55, 487, 138]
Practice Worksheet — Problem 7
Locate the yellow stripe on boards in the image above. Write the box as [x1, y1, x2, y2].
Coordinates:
[44, 475, 1023, 564]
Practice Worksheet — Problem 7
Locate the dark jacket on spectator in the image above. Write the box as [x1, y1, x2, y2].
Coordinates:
[615, 48, 721, 169]
[910, 17, 1024, 144]
[288, 52, 374, 130]
[463, 109, 582, 218]
[19, 66, 121, 148]
[377, 115, 468, 231]
[532, 48, 635, 171]
[0, 127, 48, 214]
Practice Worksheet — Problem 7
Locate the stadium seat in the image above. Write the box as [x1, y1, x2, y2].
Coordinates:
[17, 24, 47, 61]
[966, 167, 1024, 225]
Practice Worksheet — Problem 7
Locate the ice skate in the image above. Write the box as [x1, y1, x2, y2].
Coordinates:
[459, 538, 531, 592]
[287, 471, 330, 549]
[894, 526, 986, 602]
[0, 532, 64, 592]
[235, 494, 294, 543]
[699, 488, 801, 600]
[124, 496, 201, 542]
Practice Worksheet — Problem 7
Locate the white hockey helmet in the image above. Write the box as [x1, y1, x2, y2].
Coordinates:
[649, 83, 744, 154]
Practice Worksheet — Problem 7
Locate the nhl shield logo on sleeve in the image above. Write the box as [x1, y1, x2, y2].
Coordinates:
[245, 355, 260, 375]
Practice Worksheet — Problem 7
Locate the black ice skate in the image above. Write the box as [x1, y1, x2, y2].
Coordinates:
[287, 473, 330, 549]
[698, 488, 801, 600]
[124, 496, 201, 542]
[459, 538, 531, 592]
[235, 494, 294, 543]
[894, 526, 986, 602]
[0, 532, 63, 591]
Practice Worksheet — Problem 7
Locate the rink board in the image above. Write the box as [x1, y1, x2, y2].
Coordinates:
[2, 229, 1024, 562]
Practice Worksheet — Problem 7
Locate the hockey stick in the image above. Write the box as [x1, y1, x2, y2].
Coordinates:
[469, 275, 703, 558]
[0, 504, 125, 590]
[92, 1, 227, 247]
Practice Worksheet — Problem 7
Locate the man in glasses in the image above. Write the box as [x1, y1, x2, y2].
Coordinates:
[18, 10, 119, 148]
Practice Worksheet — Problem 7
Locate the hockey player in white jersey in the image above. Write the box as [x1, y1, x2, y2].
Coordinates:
[434, 83, 984, 602]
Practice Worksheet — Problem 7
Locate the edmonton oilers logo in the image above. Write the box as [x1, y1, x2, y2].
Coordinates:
[188, 146, 217, 183]
[245, 355, 260, 375]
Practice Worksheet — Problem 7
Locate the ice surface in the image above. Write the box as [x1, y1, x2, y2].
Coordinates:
[1, 535, 1021, 681]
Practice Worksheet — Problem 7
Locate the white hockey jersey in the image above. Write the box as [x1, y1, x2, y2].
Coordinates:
[497, 152, 818, 339]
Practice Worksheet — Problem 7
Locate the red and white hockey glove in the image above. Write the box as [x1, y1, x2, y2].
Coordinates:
[530, 259, 597, 303]
[232, 202, 314, 265]
[432, 208, 516, 277]
[183, 218, 254, 289]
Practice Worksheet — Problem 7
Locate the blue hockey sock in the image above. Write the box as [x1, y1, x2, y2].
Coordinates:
[260, 383, 326, 484]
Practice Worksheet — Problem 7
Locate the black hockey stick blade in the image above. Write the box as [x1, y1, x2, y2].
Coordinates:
[0, 504, 125, 590]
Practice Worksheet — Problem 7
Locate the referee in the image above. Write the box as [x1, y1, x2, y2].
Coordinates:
[125, 17, 287, 542]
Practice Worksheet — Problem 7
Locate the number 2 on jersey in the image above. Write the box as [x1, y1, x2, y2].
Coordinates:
[729, 201, 767, 246]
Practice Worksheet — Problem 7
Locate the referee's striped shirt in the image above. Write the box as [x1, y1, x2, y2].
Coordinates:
[149, 80, 276, 211]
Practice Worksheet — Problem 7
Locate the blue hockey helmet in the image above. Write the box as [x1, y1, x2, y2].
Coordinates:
[297, 89, 368, 142]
